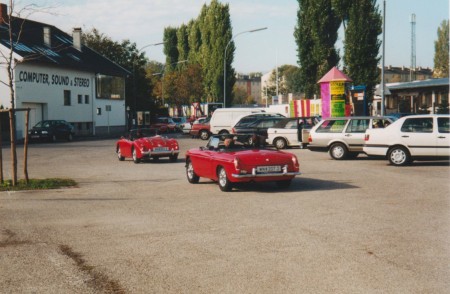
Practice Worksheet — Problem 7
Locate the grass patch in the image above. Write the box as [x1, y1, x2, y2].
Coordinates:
[0, 178, 77, 191]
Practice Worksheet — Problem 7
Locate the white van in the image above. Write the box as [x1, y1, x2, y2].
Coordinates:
[209, 108, 265, 135]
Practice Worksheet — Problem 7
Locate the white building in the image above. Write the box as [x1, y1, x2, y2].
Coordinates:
[0, 4, 129, 139]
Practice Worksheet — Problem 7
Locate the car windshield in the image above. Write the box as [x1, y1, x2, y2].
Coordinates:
[34, 121, 53, 128]
[206, 135, 265, 151]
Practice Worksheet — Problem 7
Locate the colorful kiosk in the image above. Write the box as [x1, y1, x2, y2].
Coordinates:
[318, 67, 353, 118]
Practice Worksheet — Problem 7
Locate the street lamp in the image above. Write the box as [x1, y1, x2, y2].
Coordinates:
[223, 27, 267, 108]
[132, 42, 164, 127]
[152, 60, 188, 106]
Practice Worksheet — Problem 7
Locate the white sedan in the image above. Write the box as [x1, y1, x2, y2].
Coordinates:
[363, 114, 450, 166]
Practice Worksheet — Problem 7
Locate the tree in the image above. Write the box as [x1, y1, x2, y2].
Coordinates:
[177, 24, 190, 66]
[342, 0, 382, 99]
[433, 20, 449, 78]
[199, 0, 235, 105]
[163, 27, 179, 72]
[262, 65, 301, 99]
[83, 29, 154, 114]
[294, 0, 340, 98]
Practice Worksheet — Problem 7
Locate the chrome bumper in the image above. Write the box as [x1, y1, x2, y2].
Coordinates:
[142, 150, 179, 156]
[232, 166, 301, 178]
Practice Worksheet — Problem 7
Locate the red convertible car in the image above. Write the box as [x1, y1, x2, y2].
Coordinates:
[185, 135, 301, 191]
[116, 128, 179, 163]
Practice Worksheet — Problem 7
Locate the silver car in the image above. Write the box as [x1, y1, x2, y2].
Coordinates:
[307, 116, 395, 160]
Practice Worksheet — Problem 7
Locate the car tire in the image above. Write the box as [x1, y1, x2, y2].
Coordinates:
[67, 133, 73, 142]
[219, 130, 229, 135]
[218, 166, 233, 192]
[186, 159, 200, 183]
[276, 179, 292, 189]
[51, 134, 57, 143]
[117, 146, 125, 161]
[329, 143, 348, 160]
[169, 154, 178, 162]
[132, 148, 140, 164]
[388, 146, 411, 166]
[199, 130, 210, 140]
[274, 137, 287, 149]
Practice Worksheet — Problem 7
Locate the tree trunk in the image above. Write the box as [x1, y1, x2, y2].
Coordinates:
[9, 109, 17, 185]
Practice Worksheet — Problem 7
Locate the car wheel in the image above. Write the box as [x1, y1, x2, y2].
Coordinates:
[276, 179, 292, 189]
[132, 148, 140, 164]
[329, 143, 348, 160]
[186, 159, 199, 183]
[219, 130, 229, 135]
[117, 146, 125, 161]
[274, 137, 287, 149]
[218, 166, 233, 192]
[199, 130, 210, 140]
[67, 133, 73, 142]
[388, 146, 411, 166]
[169, 154, 178, 162]
[51, 134, 57, 142]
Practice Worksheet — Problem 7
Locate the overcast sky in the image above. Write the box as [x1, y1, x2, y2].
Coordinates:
[10, 0, 450, 74]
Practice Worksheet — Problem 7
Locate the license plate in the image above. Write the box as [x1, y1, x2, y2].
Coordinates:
[153, 147, 169, 152]
[256, 165, 281, 173]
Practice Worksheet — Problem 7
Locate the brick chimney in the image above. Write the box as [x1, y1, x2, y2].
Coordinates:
[43, 27, 51, 47]
[72, 27, 82, 51]
[0, 3, 8, 24]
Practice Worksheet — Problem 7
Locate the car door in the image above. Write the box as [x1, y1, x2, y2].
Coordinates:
[283, 120, 299, 145]
[399, 117, 436, 156]
[192, 137, 219, 177]
[344, 118, 370, 152]
[436, 116, 450, 156]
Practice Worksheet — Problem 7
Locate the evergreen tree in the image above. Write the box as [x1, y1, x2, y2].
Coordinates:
[176, 23, 189, 68]
[199, 0, 234, 105]
[294, 0, 340, 98]
[343, 0, 382, 99]
[433, 20, 449, 78]
[163, 26, 179, 72]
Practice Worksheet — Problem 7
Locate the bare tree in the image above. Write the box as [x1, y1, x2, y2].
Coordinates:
[0, 1, 52, 185]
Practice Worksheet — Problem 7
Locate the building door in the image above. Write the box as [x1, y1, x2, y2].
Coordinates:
[22, 103, 43, 127]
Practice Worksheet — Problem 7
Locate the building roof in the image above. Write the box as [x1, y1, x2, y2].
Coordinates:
[317, 66, 353, 83]
[387, 78, 449, 90]
[0, 5, 130, 77]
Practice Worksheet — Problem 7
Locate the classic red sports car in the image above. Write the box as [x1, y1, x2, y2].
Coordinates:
[185, 135, 301, 191]
[116, 128, 179, 163]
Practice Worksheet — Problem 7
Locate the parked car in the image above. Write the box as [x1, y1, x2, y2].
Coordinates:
[150, 117, 177, 133]
[209, 108, 266, 135]
[180, 116, 203, 134]
[267, 117, 321, 149]
[364, 114, 450, 166]
[231, 117, 285, 144]
[116, 128, 179, 163]
[185, 134, 301, 191]
[307, 116, 395, 160]
[171, 117, 188, 132]
[28, 120, 75, 142]
[232, 112, 285, 128]
[190, 117, 211, 140]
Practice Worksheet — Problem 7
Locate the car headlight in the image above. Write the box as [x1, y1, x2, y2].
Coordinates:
[42, 130, 48, 134]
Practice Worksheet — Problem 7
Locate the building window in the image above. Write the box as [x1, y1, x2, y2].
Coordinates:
[85, 95, 89, 104]
[96, 74, 125, 100]
[64, 90, 71, 106]
[78, 94, 82, 104]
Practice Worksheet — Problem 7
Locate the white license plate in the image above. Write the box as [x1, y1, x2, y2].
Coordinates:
[256, 165, 281, 173]
[154, 147, 169, 152]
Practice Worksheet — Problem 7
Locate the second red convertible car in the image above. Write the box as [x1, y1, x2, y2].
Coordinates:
[185, 135, 301, 191]
[116, 128, 179, 163]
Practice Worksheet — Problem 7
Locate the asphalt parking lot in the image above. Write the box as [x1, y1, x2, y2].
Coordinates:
[1, 135, 449, 293]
